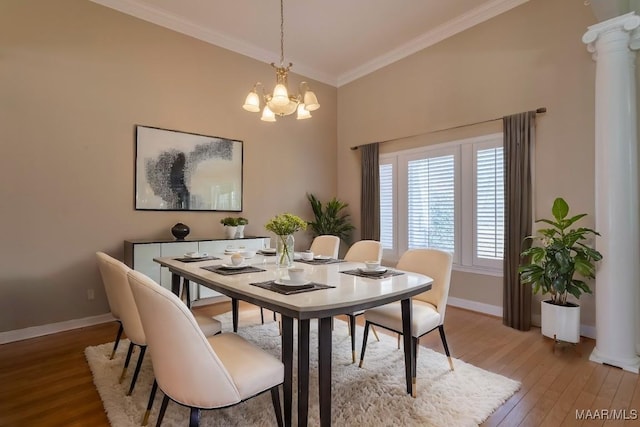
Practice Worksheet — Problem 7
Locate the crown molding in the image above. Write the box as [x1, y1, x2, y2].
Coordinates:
[90, 0, 529, 88]
[337, 0, 530, 86]
[89, 0, 336, 85]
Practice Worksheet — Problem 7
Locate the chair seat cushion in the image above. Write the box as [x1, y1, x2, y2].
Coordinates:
[194, 314, 222, 337]
[364, 300, 441, 337]
[208, 333, 284, 401]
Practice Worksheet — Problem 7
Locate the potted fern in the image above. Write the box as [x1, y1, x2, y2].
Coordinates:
[519, 197, 602, 343]
[307, 194, 355, 244]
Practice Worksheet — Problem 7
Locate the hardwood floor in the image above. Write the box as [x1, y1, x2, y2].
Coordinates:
[1, 302, 638, 426]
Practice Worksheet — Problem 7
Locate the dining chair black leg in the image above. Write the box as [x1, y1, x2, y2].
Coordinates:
[348, 314, 356, 363]
[110, 322, 124, 359]
[273, 311, 277, 321]
[189, 407, 200, 427]
[438, 325, 454, 370]
[155, 394, 170, 427]
[260, 307, 265, 324]
[358, 321, 371, 368]
[271, 386, 284, 427]
[120, 342, 135, 383]
[141, 380, 158, 426]
[127, 345, 147, 396]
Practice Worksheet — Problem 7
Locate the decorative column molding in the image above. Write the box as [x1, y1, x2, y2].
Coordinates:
[582, 12, 640, 373]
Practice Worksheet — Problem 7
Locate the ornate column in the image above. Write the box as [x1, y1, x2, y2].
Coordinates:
[583, 12, 640, 373]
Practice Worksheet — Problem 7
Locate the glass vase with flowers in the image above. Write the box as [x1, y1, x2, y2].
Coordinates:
[265, 213, 307, 267]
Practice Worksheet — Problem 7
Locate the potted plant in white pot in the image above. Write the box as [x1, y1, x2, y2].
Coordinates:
[519, 197, 602, 343]
[220, 217, 239, 239]
[236, 217, 249, 238]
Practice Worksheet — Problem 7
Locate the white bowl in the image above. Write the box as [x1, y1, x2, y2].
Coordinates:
[230, 253, 244, 265]
[288, 268, 306, 283]
[365, 260, 381, 271]
[240, 250, 256, 258]
[301, 251, 314, 260]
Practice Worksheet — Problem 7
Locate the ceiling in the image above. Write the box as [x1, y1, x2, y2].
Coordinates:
[90, 0, 629, 87]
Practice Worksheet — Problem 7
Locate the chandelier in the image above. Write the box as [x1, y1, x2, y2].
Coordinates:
[242, 0, 320, 121]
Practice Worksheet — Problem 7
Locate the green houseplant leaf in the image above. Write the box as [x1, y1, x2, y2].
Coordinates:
[518, 197, 602, 306]
[306, 193, 355, 244]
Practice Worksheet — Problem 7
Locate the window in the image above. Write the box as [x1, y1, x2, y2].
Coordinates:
[379, 133, 503, 275]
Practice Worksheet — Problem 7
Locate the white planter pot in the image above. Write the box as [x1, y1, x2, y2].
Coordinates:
[540, 300, 581, 343]
[235, 224, 245, 239]
[224, 226, 238, 239]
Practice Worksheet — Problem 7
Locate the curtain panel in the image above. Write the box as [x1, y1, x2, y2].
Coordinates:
[503, 111, 536, 331]
[360, 143, 380, 241]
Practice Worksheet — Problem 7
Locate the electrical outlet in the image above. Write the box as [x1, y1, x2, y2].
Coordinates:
[87, 289, 95, 300]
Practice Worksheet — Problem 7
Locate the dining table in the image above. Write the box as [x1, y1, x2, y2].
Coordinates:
[154, 252, 433, 427]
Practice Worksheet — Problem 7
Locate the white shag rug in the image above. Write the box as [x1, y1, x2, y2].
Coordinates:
[85, 315, 519, 427]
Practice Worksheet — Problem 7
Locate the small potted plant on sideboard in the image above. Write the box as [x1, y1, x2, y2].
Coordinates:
[220, 217, 240, 239]
[519, 197, 602, 343]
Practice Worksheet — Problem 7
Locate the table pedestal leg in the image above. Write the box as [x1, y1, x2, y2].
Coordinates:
[231, 298, 239, 332]
[298, 319, 310, 427]
[401, 299, 415, 396]
[318, 317, 332, 427]
[281, 316, 293, 427]
[171, 273, 181, 296]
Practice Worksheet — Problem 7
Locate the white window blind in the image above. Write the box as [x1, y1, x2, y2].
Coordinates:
[475, 146, 504, 263]
[407, 154, 455, 252]
[379, 162, 394, 250]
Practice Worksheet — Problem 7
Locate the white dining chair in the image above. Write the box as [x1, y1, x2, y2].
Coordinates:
[127, 269, 284, 427]
[358, 248, 454, 396]
[309, 235, 340, 258]
[343, 240, 383, 363]
[96, 252, 223, 424]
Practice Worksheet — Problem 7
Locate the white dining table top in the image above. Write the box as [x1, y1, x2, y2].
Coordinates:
[154, 254, 433, 319]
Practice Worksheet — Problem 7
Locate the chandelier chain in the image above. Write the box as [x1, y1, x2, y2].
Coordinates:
[279, 0, 284, 66]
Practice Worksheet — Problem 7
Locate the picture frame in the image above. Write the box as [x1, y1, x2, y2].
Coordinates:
[135, 125, 243, 211]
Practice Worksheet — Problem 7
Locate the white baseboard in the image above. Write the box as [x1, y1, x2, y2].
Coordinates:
[448, 296, 503, 317]
[0, 313, 115, 344]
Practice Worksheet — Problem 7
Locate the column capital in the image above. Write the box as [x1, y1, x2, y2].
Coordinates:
[583, 12, 640, 54]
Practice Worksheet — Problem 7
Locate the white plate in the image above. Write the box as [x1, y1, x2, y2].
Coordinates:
[274, 279, 311, 286]
[220, 263, 249, 269]
[184, 252, 208, 258]
[260, 248, 276, 254]
[358, 267, 388, 275]
[314, 255, 331, 260]
[224, 250, 239, 255]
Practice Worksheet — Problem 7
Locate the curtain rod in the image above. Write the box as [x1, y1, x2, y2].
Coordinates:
[350, 107, 547, 150]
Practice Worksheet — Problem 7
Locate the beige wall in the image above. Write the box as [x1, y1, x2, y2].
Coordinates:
[0, 0, 337, 331]
[337, 0, 599, 325]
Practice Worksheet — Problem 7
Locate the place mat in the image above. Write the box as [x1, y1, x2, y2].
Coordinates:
[297, 258, 343, 265]
[250, 280, 335, 295]
[340, 269, 404, 279]
[174, 256, 221, 263]
[257, 250, 276, 256]
[201, 265, 266, 275]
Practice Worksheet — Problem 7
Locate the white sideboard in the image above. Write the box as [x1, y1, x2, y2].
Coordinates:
[124, 236, 270, 302]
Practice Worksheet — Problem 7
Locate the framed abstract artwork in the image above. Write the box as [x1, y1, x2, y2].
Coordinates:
[135, 125, 243, 211]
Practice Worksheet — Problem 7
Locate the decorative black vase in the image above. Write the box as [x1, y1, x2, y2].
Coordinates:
[171, 223, 190, 240]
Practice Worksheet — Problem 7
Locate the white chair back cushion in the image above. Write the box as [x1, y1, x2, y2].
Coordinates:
[396, 249, 453, 319]
[344, 240, 382, 263]
[96, 252, 146, 344]
[309, 235, 340, 258]
[127, 270, 241, 408]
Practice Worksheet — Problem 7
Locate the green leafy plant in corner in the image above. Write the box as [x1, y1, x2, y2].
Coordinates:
[307, 193, 355, 244]
[519, 197, 603, 306]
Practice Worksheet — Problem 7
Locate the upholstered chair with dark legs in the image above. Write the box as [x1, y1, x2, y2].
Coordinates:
[96, 252, 222, 424]
[359, 248, 454, 396]
[127, 269, 284, 427]
[343, 240, 383, 363]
